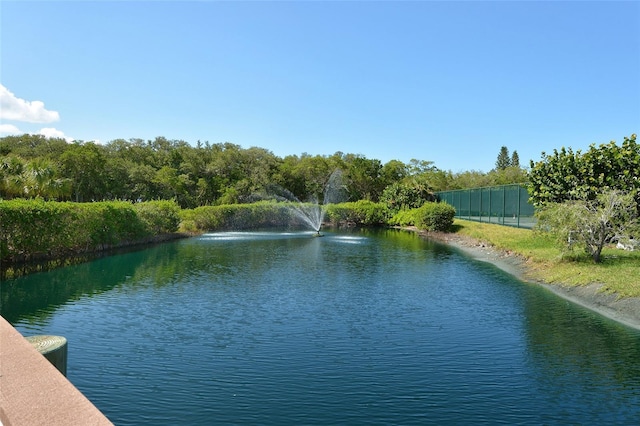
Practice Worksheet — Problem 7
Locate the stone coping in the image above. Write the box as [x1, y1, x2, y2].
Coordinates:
[0, 316, 112, 425]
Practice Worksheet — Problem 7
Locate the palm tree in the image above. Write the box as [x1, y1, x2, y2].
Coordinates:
[0, 155, 26, 199]
[21, 158, 71, 200]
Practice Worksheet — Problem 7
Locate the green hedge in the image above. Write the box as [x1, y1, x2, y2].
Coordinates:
[185, 201, 298, 231]
[324, 200, 389, 226]
[134, 200, 181, 234]
[0, 199, 180, 262]
[0, 198, 452, 262]
[415, 202, 455, 231]
[184, 200, 390, 232]
[388, 201, 455, 232]
[387, 209, 416, 227]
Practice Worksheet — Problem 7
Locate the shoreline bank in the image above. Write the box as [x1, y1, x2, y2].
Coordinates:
[417, 229, 640, 332]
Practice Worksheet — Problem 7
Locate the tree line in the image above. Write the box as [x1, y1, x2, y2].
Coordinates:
[3, 131, 638, 265]
[0, 134, 527, 208]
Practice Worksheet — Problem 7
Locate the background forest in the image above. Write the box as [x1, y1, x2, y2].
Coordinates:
[0, 135, 526, 208]
[2, 133, 638, 266]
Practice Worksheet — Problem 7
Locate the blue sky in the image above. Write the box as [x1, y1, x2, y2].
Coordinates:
[1, 1, 638, 172]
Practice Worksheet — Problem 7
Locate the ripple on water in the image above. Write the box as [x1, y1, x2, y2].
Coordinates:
[8, 230, 640, 425]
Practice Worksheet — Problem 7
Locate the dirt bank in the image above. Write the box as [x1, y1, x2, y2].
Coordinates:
[417, 229, 640, 332]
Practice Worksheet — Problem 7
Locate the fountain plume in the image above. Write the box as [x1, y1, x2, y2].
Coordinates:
[259, 170, 347, 233]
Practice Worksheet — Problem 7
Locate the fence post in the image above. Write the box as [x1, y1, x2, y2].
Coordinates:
[488, 188, 492, 224]
[517, 185, 521, 228]
[479, 188, 483, 223]
[502, 185, 506, 225]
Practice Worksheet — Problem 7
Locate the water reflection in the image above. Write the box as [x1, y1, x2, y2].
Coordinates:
[4, 229, 640, 424]
[523, 285, 640, 410]
[1, 242, 218, 326]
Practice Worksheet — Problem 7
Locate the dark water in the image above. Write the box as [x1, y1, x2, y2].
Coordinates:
[3, 229, 640, 425]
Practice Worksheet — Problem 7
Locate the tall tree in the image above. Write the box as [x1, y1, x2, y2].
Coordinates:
[343, 154, 383, 201]
[0, 134, 69, 159]
[510, 151, 520, 168]
[60, 142, 108, 202]
[22, 158, 71, 199]
[380, 160, 408, 189]
[407, 159, 436, 175]
[495, 146, 511, 170]
[0, 155, 26, 198]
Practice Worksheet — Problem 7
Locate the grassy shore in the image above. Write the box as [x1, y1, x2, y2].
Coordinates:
[451, 219, 640, 299]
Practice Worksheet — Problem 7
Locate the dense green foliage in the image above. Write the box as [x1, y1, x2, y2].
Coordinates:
[1, 134, 527, 208]
[414, 202, 456, 231]
[133, 200, 182, 234]
[182, 200, 389, 231]
[535, 190, 639, 263]
[325, 201, 389, 227]
[388, 202, 456, 232]
[183, 199, 451, 233]
[528, 134, 639, 207]
[182, 201, 296, 231]
[387, 209, 418, 228]
[0, 199, 180, 262]
[528, 134, 640, 262]
[380, 181, 435, 213]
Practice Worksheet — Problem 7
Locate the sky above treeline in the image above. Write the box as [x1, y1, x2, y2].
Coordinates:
[1, 1, 638, 172]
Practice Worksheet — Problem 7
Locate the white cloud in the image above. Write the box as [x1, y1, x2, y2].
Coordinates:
[0, 84, 60, 123]
[38, 127, 72, 141]
[0, 123, 22, 135]
[0, 123, 73, 141]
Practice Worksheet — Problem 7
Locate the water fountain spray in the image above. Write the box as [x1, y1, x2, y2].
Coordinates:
[260, 170, 346, 236]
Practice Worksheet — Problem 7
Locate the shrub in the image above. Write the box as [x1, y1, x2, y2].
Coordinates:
[0, 198, 79, 260]
[325, 201, 389, 226]
[134, 200, 181, 234]
[186, 200, 389, 231]
[535, 189, 640, 263]
[187, 201, 297, 231]
[0, 199, 171, 262]
[83, 202, 148, 247]
[388, 209, 418, 227]
[390, 202, 455, 232]
[528, 133, 639, 210]
[414, 202, 455, 231]
[380, 181, 434, 214]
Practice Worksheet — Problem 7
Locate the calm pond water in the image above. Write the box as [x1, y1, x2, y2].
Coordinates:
[3, 229, 640, 425]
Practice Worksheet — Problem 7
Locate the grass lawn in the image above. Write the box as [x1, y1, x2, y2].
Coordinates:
[452, 219, 640, 298]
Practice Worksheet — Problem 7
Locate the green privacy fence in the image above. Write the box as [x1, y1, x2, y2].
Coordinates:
[436, 184, 536, 229]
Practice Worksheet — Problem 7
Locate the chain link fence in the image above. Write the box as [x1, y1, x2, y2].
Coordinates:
[436, 184, 536, 229]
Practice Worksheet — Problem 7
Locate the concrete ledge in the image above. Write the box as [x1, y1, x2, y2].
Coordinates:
[0, 316, 112, 426]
